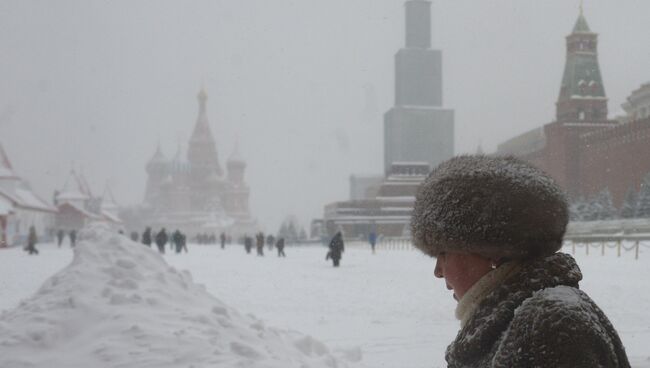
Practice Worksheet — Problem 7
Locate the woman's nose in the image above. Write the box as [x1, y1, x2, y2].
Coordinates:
[434, 259, 443, 278]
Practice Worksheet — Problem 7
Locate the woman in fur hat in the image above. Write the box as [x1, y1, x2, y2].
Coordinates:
[411, 155, 630, 368]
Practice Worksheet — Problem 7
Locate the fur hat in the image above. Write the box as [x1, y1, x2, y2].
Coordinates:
[411, 155, 568, 259]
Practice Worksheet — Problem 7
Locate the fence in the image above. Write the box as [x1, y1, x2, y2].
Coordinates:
[347, 234, 650, 260]
[563, 235, 650, 260]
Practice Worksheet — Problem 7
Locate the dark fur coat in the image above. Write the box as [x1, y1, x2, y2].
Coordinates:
[446, 253, 630, 368]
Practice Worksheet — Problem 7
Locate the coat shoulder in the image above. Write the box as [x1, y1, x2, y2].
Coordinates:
[493, 285, 629, 368]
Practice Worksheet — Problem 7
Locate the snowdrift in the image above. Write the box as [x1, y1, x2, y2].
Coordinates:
[0, 225, 360, 368]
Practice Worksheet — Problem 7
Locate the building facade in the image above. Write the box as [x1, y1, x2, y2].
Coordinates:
[54, 170, 123, 233]
[324, 162, 428, 239]
[0, 143, 57, 247]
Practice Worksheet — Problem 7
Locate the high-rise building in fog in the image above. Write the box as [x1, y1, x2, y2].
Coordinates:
[318, 1, 454, 239]
[384, 0, 454, 174]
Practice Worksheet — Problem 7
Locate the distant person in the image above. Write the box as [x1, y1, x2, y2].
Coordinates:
[69, 229, 77, 247]
[155, 228, 168, 254]
[220, 232, 226, 249]
[130, 231, 139, 242]
[56, 229, 65, 247]
[256, 232, 265, 256]
[172, 229, 183, 253]
[326, 231, 344, 267]
[244, 236, 253, 254]
[368, 231, 377, 254]
[266, 234, 275, 250]
[181, 232, 188, 253]
[276, 237, 286, 257]
[25, 226, 39, 255]
[141, 227, 152, 247]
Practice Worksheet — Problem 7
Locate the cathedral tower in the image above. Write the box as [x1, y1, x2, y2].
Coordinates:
[144, 144, 167, 205]
[187, 88, 223, 177]
[225, 143, 251, 220]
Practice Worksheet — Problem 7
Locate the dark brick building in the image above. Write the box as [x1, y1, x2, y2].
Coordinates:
[497, 10, 650, 208]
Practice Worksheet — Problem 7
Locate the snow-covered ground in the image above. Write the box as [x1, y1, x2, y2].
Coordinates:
[1, 229, 649, 368]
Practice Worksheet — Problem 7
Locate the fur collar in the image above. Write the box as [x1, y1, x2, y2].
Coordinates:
[446, 252, 582, 366]
[455, 261, 522, 327]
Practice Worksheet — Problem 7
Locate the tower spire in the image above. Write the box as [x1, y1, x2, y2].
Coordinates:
[187, 86, 223, 176]
[579, 0, 584, 16]
[198, 86, 207, 115]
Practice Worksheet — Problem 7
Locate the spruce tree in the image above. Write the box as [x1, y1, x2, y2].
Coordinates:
[635, 173, 650, 218]
[620, 186, 638, 219]
[569, 197, 585, 221]
[595, 189, 617, 220]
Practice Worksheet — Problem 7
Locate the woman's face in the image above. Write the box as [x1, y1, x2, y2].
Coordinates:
[434, 252, 493, 301]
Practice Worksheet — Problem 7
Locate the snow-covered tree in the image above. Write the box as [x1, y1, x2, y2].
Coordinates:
[635, 173, 650, 218]
[277, 215, 300, 244]
[569, 196, 599, 221]
[620, 186, 638, 219]
[593, 189, 617, 220]
[298, 228, 308, 241]
[569, 196, 587, 221]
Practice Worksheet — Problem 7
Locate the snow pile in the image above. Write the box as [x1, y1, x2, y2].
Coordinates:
[0, 225, 360, 368]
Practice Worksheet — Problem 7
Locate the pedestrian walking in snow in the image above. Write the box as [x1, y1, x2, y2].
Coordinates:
[220, 232, 226, 249]
[141, 227, 152, 247]
[130, 231, 139, 242]
[181, 233, 188, 253]
[368, 230, 377, 254]
[266, 234, 275, 250]
[69, 230, 77, 247]
[155, 228, 168, 254]
[25, 226, 39, 255]
[410, 155, 630, 368]
[172, 229, 183, 253]
[326, 231, 344, 267]
[244, 236, 253, 254]
[275, 237, 286, 257]
[255, 232, 265, 256]
[56, 229, 64, 247]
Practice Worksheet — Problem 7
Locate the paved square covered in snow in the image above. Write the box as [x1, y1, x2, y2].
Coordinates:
[1, 229, 649, 367]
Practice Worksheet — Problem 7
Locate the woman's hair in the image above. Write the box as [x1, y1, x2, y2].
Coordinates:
[411, 155, 568, 259]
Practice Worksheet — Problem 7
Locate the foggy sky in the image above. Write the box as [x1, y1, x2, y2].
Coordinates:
[1, 0, 649, 232]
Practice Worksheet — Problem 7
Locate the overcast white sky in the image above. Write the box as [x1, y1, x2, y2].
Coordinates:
[1, 1, 649, 231]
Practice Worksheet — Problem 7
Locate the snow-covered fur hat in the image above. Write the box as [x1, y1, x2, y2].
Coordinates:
[411, 155, 568, 259]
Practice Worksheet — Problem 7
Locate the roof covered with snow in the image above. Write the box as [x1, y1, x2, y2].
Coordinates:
[0, 142, 19, 179]
[57, 170, 91, 203]
[0, 184, 57, 213]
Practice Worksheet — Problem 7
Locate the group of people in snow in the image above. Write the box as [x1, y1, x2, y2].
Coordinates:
[55, 229, 77, 247]
[24, 227, 78, 255]
[133, 227, 288, 258]
[241, 231, 286, 257]
[138, 227, 187, 254]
